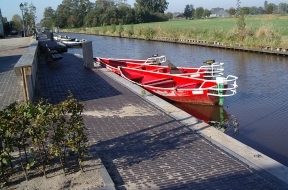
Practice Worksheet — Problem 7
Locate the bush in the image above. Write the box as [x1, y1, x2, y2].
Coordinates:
[143, 27, 156, 40]
[101, 23, 107, 34]
[110, 24, 116, 34]
[0, 92, 89, 187]
[127, 24, 134, 37]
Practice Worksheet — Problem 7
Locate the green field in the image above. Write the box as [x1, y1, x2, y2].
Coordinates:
[135, 17, 287, 34]
[64, 14, 288, 49]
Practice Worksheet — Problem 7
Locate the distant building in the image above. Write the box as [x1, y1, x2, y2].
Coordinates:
[0, 8, 4, 36]
[173, 12, 185, 19]
[210, 8, 229, 18]
[174, 14, 185, 19]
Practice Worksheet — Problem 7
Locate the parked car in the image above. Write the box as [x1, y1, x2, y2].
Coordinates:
[11, 30, 18, 35]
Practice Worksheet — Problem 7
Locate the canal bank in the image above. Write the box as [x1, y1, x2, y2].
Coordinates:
[61, 30, 288, 57]
[2, 34, 288, 189]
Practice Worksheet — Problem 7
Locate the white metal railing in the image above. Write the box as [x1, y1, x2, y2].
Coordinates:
[176, 75, 238, 97]
[201, 62, 224, 77]
[176, 62, 224, 78]
[207, 75, 238, 97]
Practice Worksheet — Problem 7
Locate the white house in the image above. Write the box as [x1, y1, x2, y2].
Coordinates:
[209, 8, 229, 18]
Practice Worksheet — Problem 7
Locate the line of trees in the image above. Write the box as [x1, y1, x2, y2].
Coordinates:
[183, 5, 211, 19]
[8, 2, 36, 34]
[41, 0, 170, 29]
[183, 1, 288, 20]
[229, 1, 288, 15]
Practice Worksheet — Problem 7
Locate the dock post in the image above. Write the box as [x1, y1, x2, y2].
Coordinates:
[48, 32, 54, 41]
[82, 41, 94, 68]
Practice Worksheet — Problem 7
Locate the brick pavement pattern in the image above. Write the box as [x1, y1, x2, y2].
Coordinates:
[0, 37, 31, 109]
[36, 53, 287, 190]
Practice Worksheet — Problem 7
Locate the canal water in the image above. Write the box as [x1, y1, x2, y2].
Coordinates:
[62, 33, 288, 167]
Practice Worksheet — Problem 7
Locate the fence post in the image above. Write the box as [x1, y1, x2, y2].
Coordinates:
[49, 32, 54, 41]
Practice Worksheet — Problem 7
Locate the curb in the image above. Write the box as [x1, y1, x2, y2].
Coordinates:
[89, 148, 116, 190]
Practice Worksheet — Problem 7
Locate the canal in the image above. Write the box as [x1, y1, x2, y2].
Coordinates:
[63, 33, 288, 167]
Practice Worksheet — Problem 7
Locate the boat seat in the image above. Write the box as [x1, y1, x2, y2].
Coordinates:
[142, 78, 174, 87]
[142, 77, 173, 85]
[176, 83, 198, 89]
[146, 79, 175, 87]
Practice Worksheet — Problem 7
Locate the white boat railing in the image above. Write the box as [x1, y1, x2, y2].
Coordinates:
[201, 62, 224, 78]
[175, 75, 238, 97]
[175, 62, 224, 78]
[207, 75, 238, 97]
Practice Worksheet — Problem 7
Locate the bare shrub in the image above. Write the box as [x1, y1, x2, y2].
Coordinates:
[255, 24, 277, 38]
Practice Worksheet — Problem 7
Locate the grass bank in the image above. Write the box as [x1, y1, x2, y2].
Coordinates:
[62, 14, 288, 49]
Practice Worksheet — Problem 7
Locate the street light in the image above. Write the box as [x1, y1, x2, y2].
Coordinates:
[19, 3, 25, 37]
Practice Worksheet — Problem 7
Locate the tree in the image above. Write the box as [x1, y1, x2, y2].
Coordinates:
[115, 0, 130, 7]
[202, 9, 211, 18]
[227, 7, 236, 16]
[236, 0, 246, 41]
[249, 6, 259, 15]
[258, 7, 265, 14]
[54, 0, 73, 28]
[264, 1, 268, 12]
[194, 7, 204, 19]
[183, 4, 194, 19]
[54, 0, 93, 28]
[241, 7, 250, 15]
[71, 0, 93, 27]
[11, 14, 23, 31]
[134, 0, 169, 13]
[95, 0, 116, 9]
[266, 3, 275, 14]
[41, 6, 55, 29]
[118, 5, 135, 24]
[277, 3, 287, 14]
[20, 2, 36, 32]
[28, 3, 37, 29]
[165, 12, 173, 20]
[134, 8, 150, 23]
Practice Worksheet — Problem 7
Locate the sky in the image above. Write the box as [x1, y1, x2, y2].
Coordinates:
[0, 0, 284, 23]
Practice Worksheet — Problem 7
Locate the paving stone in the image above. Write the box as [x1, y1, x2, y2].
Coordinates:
[0, 37, 31, 109]
[30, 52, 288, 190]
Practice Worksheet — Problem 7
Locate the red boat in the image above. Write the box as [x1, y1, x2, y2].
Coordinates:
[95, 56, 224, 78]
[118, 66, 238, 105]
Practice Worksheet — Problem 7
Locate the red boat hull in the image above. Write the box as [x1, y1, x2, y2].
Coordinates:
[143, 85, 220, 105]
[119, 67, 223, 105]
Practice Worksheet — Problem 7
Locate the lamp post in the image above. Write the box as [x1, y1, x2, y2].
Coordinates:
[19, 3, 25, 37]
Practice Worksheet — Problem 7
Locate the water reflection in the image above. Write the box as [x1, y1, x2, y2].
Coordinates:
[172, 103, 239, 136]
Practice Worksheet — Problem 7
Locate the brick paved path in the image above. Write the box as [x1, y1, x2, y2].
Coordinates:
[0, 37, 31, 109]
[36, 53, 287, 190]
